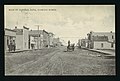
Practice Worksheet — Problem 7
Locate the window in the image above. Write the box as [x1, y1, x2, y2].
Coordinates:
[112, 35, 114, 39]
[101, 43, 103, 48]
[111, 43, 114, 48]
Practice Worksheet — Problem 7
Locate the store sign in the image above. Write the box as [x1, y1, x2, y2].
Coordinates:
[93, 36, 108, 41]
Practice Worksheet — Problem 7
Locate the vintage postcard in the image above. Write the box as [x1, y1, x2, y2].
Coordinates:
[4, 5, 115, 76]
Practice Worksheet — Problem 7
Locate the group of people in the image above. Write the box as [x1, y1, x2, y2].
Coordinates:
[7, 39, 16, 52]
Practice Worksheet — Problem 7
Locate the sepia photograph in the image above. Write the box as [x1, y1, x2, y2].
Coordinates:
[4, 5, 115, 76]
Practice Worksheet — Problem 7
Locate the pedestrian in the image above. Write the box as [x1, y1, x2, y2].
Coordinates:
[10, 39, 12, 51]
[31, 44, 34, 49]
[68, 40, 70, 46]
[72, 43, 75, 51]
[12, 40, 16, 51]
[67, 40, 71, 51]
[68, 40, 71, 47]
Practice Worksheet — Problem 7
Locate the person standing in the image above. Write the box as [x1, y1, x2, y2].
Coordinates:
[31, 44, 34, 49]
[68, 40, 70, 46]
[72, 43, 75, 51]
[13, 40, 16, 51]
[10, 39, 12, 51]
[67, 40, 70, 51]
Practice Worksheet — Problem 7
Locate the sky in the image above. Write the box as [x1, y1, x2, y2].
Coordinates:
[4, 5, 115, 45]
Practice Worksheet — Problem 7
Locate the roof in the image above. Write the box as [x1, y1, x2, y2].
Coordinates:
[5, 28, 16, 32]
[91, 32, 115, 36]
[43, 30, 49, 34]
[5, 28, 16, 36]
[23, 26, 29, 30]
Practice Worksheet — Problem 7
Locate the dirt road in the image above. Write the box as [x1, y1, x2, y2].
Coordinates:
[5, 46, 115, 75]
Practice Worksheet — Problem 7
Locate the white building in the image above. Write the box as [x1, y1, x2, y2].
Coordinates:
[29, 30, 50, 49]
[87, 31, 115, 50]
[14, 26, 29, 50]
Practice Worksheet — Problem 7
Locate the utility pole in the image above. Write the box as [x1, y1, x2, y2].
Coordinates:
[35, 25, 42, 49]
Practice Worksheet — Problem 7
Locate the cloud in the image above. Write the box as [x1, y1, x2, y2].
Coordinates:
[5, 5, 115, 44]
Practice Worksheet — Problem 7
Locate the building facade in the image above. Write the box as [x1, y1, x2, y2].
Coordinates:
[4, 28, 16, 51]
[87, 31, 115, 49]
[29, 30, 42, 49]
[48, 32, 54, 47]
[42, 30, 49, 47]
[29, 30, 50, 49]
[53, 38, 62, 47]
[14, 26, 29, 50]
[80, 38, 89, 48]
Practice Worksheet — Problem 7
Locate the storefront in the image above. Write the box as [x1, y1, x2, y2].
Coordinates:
[4, 28, 16, 51]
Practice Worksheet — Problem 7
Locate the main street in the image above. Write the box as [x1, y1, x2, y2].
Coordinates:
[5, 46, 115, 75]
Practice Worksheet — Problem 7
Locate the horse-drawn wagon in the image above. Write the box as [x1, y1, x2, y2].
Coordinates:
[67, 44, 75, 52]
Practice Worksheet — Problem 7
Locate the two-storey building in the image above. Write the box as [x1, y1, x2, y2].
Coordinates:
[87, 31, 115, 49]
